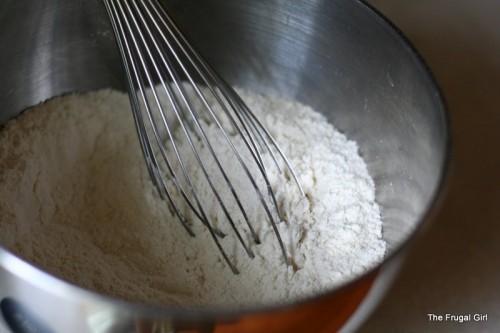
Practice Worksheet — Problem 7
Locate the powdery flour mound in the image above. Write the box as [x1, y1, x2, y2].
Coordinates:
[0, 88, 385, 308]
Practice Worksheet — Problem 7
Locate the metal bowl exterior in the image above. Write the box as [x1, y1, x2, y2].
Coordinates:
[0, 0, 449, 332]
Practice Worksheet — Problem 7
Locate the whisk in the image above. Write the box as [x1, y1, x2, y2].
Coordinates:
[102, 0, 303, 274]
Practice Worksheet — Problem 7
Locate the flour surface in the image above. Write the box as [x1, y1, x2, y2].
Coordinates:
[0, 88, 385, 308]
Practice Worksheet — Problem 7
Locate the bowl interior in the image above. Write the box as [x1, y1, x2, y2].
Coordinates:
[0, 0, 447, 312]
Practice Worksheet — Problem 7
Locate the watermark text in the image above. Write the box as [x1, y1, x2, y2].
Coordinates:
[427, 313, 488, 323]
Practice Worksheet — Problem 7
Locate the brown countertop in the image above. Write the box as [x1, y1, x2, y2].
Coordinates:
[359, 0, 500, 332]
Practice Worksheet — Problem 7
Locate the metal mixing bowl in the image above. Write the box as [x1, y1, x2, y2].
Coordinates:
[0, 0, 449, 332]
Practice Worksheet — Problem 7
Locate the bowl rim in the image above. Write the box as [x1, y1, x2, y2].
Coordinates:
[0, 0, 452, 324]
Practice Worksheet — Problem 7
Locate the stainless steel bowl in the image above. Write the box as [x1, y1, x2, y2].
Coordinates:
[0, 0, 449, 332]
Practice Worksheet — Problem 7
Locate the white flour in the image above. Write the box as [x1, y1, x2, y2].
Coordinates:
[0, 88, 385, 308]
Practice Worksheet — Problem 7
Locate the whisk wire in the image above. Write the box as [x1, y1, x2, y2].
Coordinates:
[144, 0, 291, 254]
[131, 0, 269, 248]
[130, 0, 260, 259]
[103, 0, 304, 272]
[106, 0, 204, 239]
[107, 0, 247, 273]
[125, 0, 214, 224]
